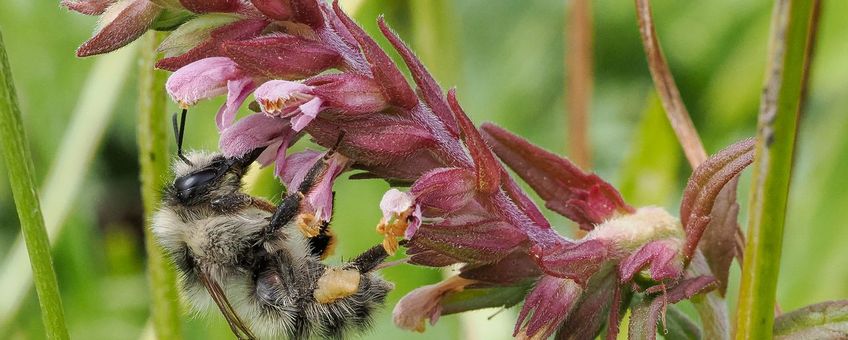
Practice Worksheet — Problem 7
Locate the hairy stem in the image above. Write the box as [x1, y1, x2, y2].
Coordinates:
[0, 30, 69, 340]
[137, 31, 182, 340]
[735, 0, 818, 338]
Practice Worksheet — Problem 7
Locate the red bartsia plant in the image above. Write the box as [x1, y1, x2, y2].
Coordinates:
[66, 0, 756, 338]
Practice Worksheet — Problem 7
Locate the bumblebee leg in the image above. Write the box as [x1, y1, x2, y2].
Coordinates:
[265, 193, 301, 238]
[266, 153, 333, 238]
[210, 193, 253, 213]
[347, 244, 390, 273]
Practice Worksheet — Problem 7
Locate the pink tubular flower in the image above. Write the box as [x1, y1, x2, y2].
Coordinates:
[218, 113, 293, 160]
[254, 80, 322, 131]
[392, 276, 475, 333]
[376, 189, 422, 255]
[280, 150, 348, 222]
[254, 75, 390, 131]
[165, 57, 256, 129]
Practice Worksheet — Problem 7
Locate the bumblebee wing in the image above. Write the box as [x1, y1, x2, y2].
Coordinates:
[197, 268, 257, 340]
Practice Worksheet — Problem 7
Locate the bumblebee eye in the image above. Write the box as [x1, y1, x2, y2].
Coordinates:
[174, 169, 218, 200]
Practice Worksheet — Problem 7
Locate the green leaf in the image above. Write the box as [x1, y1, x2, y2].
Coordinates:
[0, 30, 69, 340]
[774, 301, 848, 339]
[152, 8, 197, 31]
[666, 305, 702, 340]
[440, 283, 532, 315]
[156, 13, 238, 56]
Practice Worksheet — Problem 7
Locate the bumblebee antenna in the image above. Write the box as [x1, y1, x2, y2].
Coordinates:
[172, 109, 192, 165]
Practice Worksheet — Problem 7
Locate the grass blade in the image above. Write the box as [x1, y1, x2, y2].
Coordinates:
[0, 40, 136, 329]
[734, 0, 819, 338]
[137, 31, 182, 340]
[0, 29, 69, 340]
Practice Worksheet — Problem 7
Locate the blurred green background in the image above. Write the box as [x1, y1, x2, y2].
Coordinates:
[0, 0, 846, 339]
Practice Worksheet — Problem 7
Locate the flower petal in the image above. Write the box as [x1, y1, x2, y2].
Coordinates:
[393, 276, 475, 332]
[307, 74, 389, 115]
[291, 97, 323, 131]
[249, 0, 293, 20]
[378, 18, 458, 135]
[165, 57, 246, 108]
[379, 189, 414, 221]
[280, 150, 323, 186]
[216, 76, 256, 130]
[254, 79, 314, 115]
[219, 113, 291, 159]
[332, 3, 417, 109]
[531, 238, 611, 285]
[679, 138, 754, 262]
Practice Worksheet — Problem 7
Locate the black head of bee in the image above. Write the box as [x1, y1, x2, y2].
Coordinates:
[166, 109, 264, 206]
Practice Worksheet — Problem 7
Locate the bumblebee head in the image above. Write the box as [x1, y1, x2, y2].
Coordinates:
[166, 109, 265, 206]
[167, 148, 263, 206]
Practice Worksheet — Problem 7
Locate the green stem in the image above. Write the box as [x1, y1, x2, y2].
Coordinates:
[0, 30, 69, 340]
[137, 32, 182, 340]
[0, 41, 136, 330]
[735, 0, 817, 338]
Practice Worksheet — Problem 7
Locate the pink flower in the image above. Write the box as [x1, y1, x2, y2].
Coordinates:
[254, 75, 391, 131]
[392, 276, 475, 333]
[376, 189, 422, 255]
[219, 113, 292, 159]
[279, 150, 348, 222]
[254, 80, 322, 131]
[165, 57, 256, 130]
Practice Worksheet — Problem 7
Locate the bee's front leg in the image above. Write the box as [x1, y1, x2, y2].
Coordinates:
[210, 193, 253, 213]
[265, 153, 330, 240]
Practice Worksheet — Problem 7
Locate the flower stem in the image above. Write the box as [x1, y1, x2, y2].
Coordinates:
[137, 31, 182, 340]
[734, 0, 818, 338]
[633, 0, 707, 168]
[0, 30, 69, 340]
[566, 0, 593, 169]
